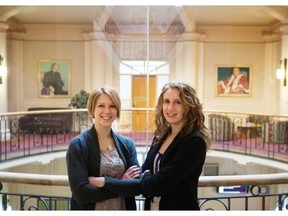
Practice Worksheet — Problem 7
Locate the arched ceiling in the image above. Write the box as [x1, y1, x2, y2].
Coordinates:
[0, 5, 288, 35]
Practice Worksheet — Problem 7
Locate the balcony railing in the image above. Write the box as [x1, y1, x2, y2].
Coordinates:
[0, 171, 287, 210]
[1, 108, 287, 163]
[205, 110, 288, 163]
[0, 108, 287, 210]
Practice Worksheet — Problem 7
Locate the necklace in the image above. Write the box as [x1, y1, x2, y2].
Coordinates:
[103, 143, 113, 151]
[99, 136, 114, 152]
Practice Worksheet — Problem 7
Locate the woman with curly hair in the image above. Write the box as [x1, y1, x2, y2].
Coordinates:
[141, 81, 212, 210]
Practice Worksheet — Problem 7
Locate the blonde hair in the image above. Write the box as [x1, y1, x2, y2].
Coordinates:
[154, 81, 211, 151]
[87, 86, 121, 119]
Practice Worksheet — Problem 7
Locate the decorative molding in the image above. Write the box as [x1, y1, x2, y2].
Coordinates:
[7, 30, 26, 40]
[197, 25, 273, 43]
[197, 25, 270, 32]
[180, 32, 206, 42]
[82, 31, 107, 41]
[262, 32, 281, 42]
[280, 24, 288, 34]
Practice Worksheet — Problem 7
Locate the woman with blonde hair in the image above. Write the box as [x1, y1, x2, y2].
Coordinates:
[66, 86, 141, 210]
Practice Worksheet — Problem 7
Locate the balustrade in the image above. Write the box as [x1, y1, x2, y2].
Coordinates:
[0, 171, 287, 210]
[0, 109, 287, 210]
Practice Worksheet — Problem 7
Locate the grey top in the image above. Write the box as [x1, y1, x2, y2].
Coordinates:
[95, 148, 126, 210]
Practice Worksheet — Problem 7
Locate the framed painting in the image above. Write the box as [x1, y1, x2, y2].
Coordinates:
[38, 59, 71, 97]
[215, 64, 252, 97]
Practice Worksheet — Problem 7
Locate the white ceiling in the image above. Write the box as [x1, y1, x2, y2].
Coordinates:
[0, 6, 288, 34]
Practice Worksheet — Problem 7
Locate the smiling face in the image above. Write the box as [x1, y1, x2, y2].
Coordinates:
[162, 88, 186, 129]
[93, 93, 118, 128]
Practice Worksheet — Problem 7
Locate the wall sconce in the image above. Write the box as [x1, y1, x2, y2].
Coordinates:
[276, 58, 287, 86]
[0, 54, 8, 85]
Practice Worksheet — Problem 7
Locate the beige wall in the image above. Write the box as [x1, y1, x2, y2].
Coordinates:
[203, 42, 269, 112]
[200, 26, 280, 114]
[22, 41, 84, 110]
[6, 23, 282, 114]
[7, 23, 123, 111]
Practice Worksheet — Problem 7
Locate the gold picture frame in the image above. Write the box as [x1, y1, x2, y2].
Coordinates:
[215, 64, 252, 97]
[38, 59, 71, 98]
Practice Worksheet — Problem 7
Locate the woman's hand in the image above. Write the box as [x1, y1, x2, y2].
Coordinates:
[88, 165, 140, 188]
[88, 176, 105, 188]
[121, 165, 141, 179]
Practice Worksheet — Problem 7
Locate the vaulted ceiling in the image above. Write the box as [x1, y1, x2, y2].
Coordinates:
[0, 6, 288, 35]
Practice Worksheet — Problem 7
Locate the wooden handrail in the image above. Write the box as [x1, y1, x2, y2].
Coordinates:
[0, 171, 287, 187]
[0, 108, 87, 117]
[2, 109, 288, 118]
[198, 172, 288, 187]
[0, 171, 69, 186]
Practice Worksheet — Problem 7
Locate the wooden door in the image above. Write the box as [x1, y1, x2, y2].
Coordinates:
[132, 75, 156, 131]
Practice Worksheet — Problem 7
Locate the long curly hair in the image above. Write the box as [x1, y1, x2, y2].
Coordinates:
[154, 81, 211, 151]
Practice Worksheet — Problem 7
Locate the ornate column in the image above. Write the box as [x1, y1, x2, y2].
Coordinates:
[182, 33, 206, 96]
[0, 22, 8, 112]
[82, 6, 115, 91]
[7, 30, 26, 111]
[279, 24, 288, 114]
[173, 6, 206, 98]
[262, 32, 281, 114]
[82, 32, 109, 91]
[0, 22, 9, 140]
[174, 32, 206, 87]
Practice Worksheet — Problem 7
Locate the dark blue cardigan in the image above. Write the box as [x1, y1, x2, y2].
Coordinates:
[66, 125, 140, 210]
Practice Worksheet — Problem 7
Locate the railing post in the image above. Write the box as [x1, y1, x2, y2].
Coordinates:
[245, 197, 248, 210]
[227, 198, 231, 210]
[48, 197, 53, 210]
[1, 194, 7, 210]
[262, 196, 265, 210]
[0, 182, 5, 210]
[20, 195, 24, 210]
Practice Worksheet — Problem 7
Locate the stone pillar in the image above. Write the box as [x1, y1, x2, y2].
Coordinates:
[82, 32, 113, 91]
[82, 7, 116, 92]
[174, 32, 206, 94]
[0, 22, 9, 140]
[7, 31, 26, 111]
[279, 24, 288, 115]
[182, 33, 198, 89]
[262, 33, 281, 114]
[0, 22, 8, 113]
